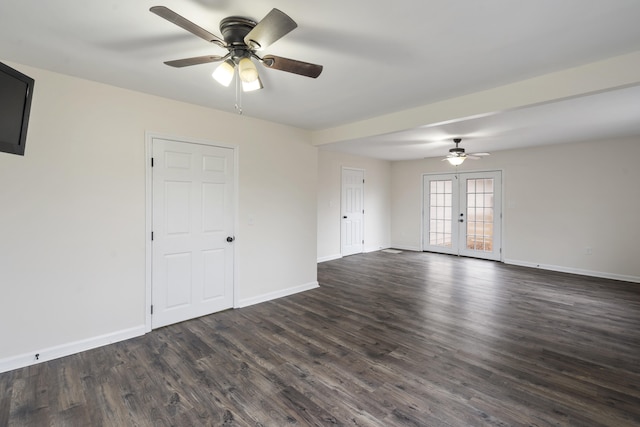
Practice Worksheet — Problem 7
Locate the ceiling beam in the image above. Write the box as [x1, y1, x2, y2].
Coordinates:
[310, 50, 640, 146]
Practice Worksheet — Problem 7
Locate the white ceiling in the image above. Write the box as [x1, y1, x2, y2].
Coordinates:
[2, 0, 640, 160]
[321, 85, 640, 160]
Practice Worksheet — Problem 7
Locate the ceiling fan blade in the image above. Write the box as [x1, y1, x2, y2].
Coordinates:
[469, 152, 491, 157]
[164, 55, 225, 68]
[150, 6, 225, 47]
[244, 9, 297, 50]
[262, 55, 323, 78]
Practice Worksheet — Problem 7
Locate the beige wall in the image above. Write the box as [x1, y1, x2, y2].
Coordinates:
[0, 63, 318, 367]
[391, 136, 640, 281]
[3, 60, 639, 372]
[317, 150, 391, 261]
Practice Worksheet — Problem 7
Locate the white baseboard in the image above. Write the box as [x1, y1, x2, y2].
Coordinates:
[503, 259, 640, 283]
[389, 244, 421, 252]
[0, 325, 146, 374]
[237, 281, 320, 308]
[317, 254, 342, 263]
[365, 246, 390, 253]
[318, 246, 398, 261]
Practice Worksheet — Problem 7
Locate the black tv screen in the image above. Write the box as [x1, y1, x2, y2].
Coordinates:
[0, 62, 35, 156]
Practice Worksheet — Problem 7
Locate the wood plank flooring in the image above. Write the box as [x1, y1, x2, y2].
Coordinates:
[1, 251, 640, 426]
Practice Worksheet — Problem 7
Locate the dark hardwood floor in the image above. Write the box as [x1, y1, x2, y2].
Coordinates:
[2, 251, 640, 426]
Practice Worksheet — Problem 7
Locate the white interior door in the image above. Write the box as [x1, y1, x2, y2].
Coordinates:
[423, 171, 502, 261]
[152, 138, 235, 329]
[341, 168, 364, 256]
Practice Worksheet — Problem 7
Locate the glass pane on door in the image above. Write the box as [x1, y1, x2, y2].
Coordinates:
[428, 180, 453, 247]
[465, 178, 494, 252]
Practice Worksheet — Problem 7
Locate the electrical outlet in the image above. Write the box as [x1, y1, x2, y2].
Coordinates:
[586, 247, 593, 255]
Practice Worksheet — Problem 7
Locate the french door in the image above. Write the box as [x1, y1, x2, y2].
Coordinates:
[423, 171, 502, 261]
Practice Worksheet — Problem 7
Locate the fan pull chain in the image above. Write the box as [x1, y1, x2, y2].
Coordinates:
[234, 69, 243, 115]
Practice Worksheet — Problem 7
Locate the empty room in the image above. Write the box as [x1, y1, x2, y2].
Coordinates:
[1, 0, 640, 425]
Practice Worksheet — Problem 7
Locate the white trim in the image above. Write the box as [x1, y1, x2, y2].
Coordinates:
[0, 325, 146, 374]
[318, 254, 342, 263]
[365, 245, 389, 253]
[145, 132, 239, 332]
[420, 175, 425, 252]
[390, 244, 421, 252]
[236, 281, 319, 308]
[503, 259, 640, 284]
[232, 145, 241, 309]
[145, 135, 153, 332]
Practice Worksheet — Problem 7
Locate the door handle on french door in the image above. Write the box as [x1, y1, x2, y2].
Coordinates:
[226, 236, 235, 242]
[343, 216, 347, 219]
[459, 219, 464, 223]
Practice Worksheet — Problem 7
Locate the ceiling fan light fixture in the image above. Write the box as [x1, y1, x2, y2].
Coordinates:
[446, 156, 466, 166]
[242, 76, 263, 92]
[212, 60, 235, 87]
[238, 57, 259, 83]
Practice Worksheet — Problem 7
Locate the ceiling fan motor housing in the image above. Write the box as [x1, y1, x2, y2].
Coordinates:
[450, 138, 465, 156]
[220, 17, 257, 61]
[220, 17, 256, 44]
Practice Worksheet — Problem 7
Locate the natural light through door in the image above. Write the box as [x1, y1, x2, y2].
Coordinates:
[423, 171, 502, 261]
[465, 178, 495, 252]
[428, 179, 455, 249]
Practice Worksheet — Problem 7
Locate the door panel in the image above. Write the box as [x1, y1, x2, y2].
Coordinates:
[341, 168, 364, 256]
[165, 181, 190, 234]
[458, 172, 502, 260]
[423, 171, 502, 260]
[423, 175, 458, 255]
[203, 249, 225, 299]
[202, 183, 225, 231]
[166, 252, 192, 307]
[152, 138, 235, 329]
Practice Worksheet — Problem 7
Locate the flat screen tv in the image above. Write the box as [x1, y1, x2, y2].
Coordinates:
[0, 61, 35, 156]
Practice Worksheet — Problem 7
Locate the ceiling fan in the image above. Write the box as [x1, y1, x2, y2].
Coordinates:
[150, 6, 323, 92]
[443, 138, 490, 165]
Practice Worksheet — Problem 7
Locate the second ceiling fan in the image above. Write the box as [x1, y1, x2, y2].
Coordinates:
[443, 138, 490, 165]
[150, 6, 323, 92]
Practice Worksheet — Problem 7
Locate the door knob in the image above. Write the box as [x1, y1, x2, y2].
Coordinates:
[226, 236, 235, 242]
[343, 216, 347, 219]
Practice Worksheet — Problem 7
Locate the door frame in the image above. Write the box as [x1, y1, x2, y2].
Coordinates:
[341, 167, 365, 256]
[145, 132, 239, 332]
[422, 169, 504, 261]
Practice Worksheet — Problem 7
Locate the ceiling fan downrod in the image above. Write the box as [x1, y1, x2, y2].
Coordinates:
[449, 138, 465, 156]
